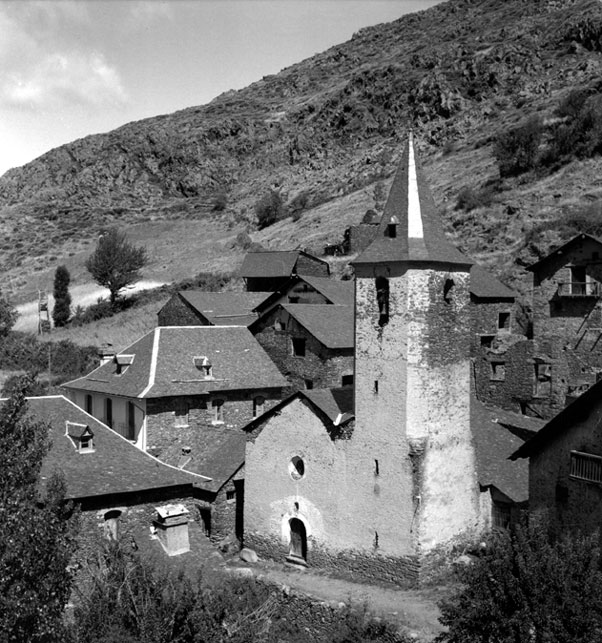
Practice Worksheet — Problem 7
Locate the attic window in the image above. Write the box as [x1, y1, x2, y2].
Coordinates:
[66, 421, 95, 453]
[341, 374, 353, 387]
[226, 489, 236, 503]
[375, 277, 389, 327]
[194, 356, 213, 378]
[386, 216, 399, 238]
[114, 354, 134, 375]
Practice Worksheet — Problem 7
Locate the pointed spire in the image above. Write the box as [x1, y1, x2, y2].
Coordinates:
[353, 133, 471, 267]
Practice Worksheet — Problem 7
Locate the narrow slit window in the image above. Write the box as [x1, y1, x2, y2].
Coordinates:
[375, 459, 379, 476]
[374, 380, 379, 394]
[444, 278, 455, 303]
[375, 277, 389, 327]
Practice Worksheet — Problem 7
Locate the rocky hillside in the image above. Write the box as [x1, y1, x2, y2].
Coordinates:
[2, 0, 602, 298]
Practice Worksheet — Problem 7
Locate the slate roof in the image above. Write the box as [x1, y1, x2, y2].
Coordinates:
[253, 275, 354, 313]
[243, 387, 355, 437]
[239, 250, 330, 279]
[282, 304, 354, 349]
[470, 264, 516, 300]
[163, 427, 246, 493]
[353, 134, 472, 268]
[177, 291, 271, 326]
[63, 326, 287, 398]
[27, 396, 201, 501]
[511, 378, 602, 460]
[527, 233, 602, 272]
[303, 388, 354, 423]
[300, 276, 354, 305]
[471, 398, 544, 502]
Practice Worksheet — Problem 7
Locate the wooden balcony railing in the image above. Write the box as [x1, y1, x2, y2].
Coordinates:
[557, 282, 601, 297]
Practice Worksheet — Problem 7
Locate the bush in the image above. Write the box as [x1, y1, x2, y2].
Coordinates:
[555, 201, 602, 239]
[493, 116, 543, 177]
[0, 291, 18, 338]
[235, 231, 252, 250]
[212, 190, 228, 212]
[255, 190, 287, 230]
[437, 520, 602, 643]
[0, 332, 98, 381]
[289, 190, 311, 221]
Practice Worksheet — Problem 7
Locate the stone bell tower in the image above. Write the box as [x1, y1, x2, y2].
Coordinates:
[347, 133, 479, 560]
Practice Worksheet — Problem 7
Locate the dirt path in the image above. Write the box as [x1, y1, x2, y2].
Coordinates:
[14, 280, 167, 333]
[226, 558, 446, 641]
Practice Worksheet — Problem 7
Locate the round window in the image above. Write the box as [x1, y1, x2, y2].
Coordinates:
[289, 456, 305, 480]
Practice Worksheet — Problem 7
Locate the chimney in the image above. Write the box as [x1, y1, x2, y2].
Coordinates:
[98, 345, 115, 365]
[153, 504, 190, 556]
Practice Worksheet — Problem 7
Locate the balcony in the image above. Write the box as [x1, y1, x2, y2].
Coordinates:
[557, 282, 601, 297]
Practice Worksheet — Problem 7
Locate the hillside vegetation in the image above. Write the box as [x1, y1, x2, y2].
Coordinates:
[2, 0, 602, 300]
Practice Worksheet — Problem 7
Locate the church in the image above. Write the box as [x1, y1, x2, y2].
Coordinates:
[242, 134, 538, 585]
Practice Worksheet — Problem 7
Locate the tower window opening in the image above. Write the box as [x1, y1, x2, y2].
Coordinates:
[375, 459, 379, 476]
[375, 277, 389, 327]
[444, 278, 455, 303]
[374, 380, 379, 394]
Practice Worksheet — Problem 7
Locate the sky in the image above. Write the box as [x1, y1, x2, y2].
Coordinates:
[0, 0, 442, 177]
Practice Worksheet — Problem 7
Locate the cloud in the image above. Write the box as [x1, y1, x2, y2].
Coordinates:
[0, 4, 127, 110]
[127, 1, 174, 29]
[1, 51, 127, 110]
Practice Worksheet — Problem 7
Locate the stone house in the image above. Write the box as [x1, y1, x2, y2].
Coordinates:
[524, 233, 602, 417]
[157, 291, 271, 327]
[239, 250, 330, 292]
[511, 379, 602, 537]
[29, 395, 204, 557]
[250, 303, 354, 392]
[242, 134, 543, 585]
[62, 326, 287, 458]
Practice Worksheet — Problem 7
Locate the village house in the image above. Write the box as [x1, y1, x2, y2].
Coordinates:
[526, 233, 602, 416]
[238, 250, 330, 292]
[511, 378, 602, 538]
[62, 326, 287, 459]
[250, 303, 354, 391]
[157, 290, 271, 327]
[242, 134, 543, 585]
[29, 395, 204, 558]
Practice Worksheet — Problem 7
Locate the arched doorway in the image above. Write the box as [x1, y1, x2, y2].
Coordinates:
[288, 517, 307, 563]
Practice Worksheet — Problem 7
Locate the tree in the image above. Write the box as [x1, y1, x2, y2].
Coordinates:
[52, 265, 72, 327]
[85, 229, 147, 306]
[0, 290, 18, 338]
[255, 190, 286, 230]
[437, 520, 602, 643]
[0, 376, 78, 642]
[493, 116, 543, 177]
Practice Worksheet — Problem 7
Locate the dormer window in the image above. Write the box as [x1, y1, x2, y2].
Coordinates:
[253, 396, 265, 418]
[193, 356, 213, 379]
[114, 354, 134, 375]
[386, 216, 399, 239]
[66, 422, 95, 453]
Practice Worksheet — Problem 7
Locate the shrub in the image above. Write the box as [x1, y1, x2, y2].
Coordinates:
[493, 116, 543, 177]
[555, 201, 602, 239]
[255, 190, 287, 230]
[235, 231, 252, 250]
[212, 190, 228, 212]
[0, 290, 18, 338]
[437, 520, 602, 643]
[455, 185, 495, 212]
[289, 190, 311, 221]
